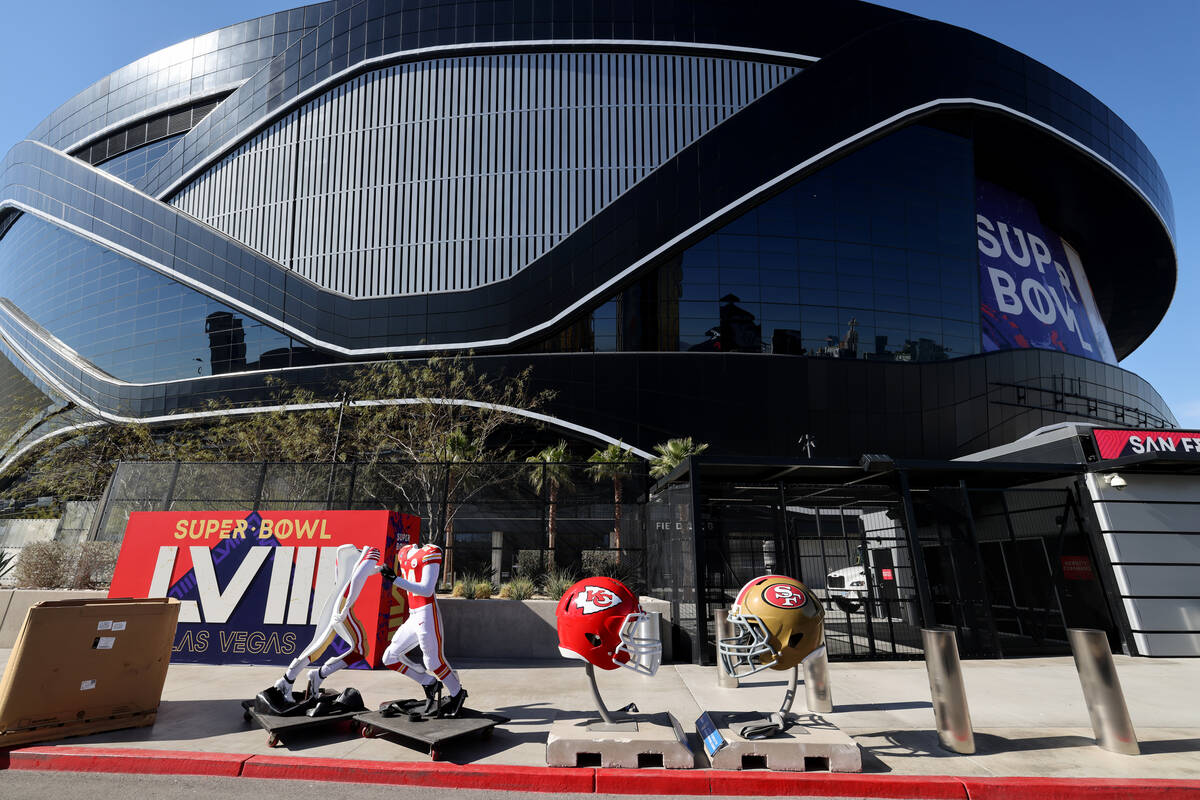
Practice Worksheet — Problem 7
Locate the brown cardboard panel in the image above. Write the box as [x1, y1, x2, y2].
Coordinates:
[0, 597, 179, 739]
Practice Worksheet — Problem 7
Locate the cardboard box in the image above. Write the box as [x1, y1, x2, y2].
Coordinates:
[0, 597, 180, 746]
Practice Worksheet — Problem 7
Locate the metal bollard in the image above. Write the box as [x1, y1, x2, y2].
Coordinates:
[922, 628, 975, 754]
[802, 644, 833, 713]
[1068, 628, 1139, 755]
[714, 609, 739, 688]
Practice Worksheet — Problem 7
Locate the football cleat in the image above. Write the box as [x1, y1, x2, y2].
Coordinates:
[422, 681, 442, 716]
[273, 675, 296, 704]
[306, 667, 324, 698]
[441, 687, 468, 718]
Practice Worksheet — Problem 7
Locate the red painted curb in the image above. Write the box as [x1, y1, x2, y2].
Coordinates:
[242, 755, 595, 793]
[4, 746, 1200, 799]
[594, 768, 711, 795]
[3, 746, 248, 777]
[961, 776, 1200, 800]
[708, 771, 969, 799]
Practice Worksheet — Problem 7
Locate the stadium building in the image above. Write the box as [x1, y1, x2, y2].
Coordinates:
[2, 1, 1196, 659]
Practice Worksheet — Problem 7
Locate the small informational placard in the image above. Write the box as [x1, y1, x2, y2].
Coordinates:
[79, 680, 96, 691]
[96, 621, 112, 631]
[112, 622, 127, 631]
[93, 637, 116, 650]
[695, 711, 727, 757]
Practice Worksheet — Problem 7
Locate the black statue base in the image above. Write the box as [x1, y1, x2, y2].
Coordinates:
[240, 686, 367, 748]
[354, 698, 507, 760]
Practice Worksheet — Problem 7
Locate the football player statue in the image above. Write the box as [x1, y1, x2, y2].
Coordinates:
[272, 544, 382, 706]
[716, 574, 826, 737]
[556, 576, 662, 723]
[376, 537, 468, 717]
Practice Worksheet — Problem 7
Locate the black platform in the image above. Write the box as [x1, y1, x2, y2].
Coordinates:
[240, 696, 361, 748]
[354, 699, 507, 760]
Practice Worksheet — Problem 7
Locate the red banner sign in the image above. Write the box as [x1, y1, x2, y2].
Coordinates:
[1093, 429, 1200, 460]
[1061, 555, 1095, 581]
[880, 568, 894, 581]
[109, 510, 418, 666]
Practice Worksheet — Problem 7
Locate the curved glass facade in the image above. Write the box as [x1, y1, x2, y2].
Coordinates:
[172, 52, 798, 297]
[536, 125, 981, 360]
[0, 214, 295, 383]
[533, 124, 1125, 365]
[97, 134, 185, 184]
[0, 1, 1177, 466]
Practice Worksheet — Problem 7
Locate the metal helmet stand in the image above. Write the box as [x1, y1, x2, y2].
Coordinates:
[584, 663, 639, 731]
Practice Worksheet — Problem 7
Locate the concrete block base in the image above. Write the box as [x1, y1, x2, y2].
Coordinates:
[546, 711, 693, 769]
[706, 711, 861, 772]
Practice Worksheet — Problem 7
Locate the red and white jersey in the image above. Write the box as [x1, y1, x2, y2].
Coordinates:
[395, 543, 443, 609]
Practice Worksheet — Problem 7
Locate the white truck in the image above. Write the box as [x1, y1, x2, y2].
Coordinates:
[825, 565, 868, 613]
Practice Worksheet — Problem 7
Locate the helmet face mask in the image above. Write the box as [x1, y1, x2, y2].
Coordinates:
[719, 611, 778, 678]
[614, 611, 662, 676]
[718, 575, 824, 677]
[556, 577, 662, 676]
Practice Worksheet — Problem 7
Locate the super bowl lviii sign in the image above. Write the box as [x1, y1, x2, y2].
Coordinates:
[977, 181, 1116, 365]
[109, 510, 418, 666]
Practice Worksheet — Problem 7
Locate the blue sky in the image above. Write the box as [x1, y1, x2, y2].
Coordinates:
[0, 1, 1195, 425]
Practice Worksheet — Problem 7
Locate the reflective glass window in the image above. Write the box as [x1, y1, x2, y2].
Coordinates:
[539, 125, 980, 361]
[96, 134, 185, 184]
[0, 214, 296, 383]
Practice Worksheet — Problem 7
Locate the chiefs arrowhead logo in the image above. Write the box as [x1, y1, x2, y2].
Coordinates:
[763, 583, 806, 609]
[574, 586, 620, 615]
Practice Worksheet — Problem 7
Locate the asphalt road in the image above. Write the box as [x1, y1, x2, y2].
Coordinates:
[0, 769, 866, 800]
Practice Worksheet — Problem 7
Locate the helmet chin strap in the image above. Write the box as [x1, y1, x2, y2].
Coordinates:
[737, 666, 798, 740]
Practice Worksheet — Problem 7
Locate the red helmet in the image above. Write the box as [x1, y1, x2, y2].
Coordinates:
[556, 577, 662, 675]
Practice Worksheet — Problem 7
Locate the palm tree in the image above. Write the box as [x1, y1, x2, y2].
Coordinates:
[650, 437, 710, 479]
[587, 443, 642, 556]
[526, 441, 574, 566]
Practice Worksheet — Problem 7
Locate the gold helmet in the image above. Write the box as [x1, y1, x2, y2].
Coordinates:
[719, 574, 824, 677]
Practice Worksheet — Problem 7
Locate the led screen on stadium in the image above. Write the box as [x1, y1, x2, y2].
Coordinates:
[977, 181, 1116, 364]
[109, 510, 418, 665]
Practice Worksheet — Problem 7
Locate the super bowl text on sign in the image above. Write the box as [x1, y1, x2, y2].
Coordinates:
[109, 510, 418, 666]
[976, 181, 1116, 365]
[1092, 429, 1200, 460]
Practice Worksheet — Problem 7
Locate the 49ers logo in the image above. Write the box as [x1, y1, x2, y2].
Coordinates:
[763, 583, 806, 609]
[574, 585, 621, 615]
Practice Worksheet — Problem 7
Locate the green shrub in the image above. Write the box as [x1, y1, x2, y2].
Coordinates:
[582, 550, 643, 595]
[514, 549, 546, 581]
[0, 550, 16, 582]
[543, 567, 577, 601]
[451, 580, 467, 598]
[581, 550, 617, 576]
[472, 580, 494, 600]
[500, 576, 536, 601]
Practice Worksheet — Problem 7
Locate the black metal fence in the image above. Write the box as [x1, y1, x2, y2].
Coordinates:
[667, 476, 925, 665]
[90, 460, 650, 588]
[644, 460, 1122, 665]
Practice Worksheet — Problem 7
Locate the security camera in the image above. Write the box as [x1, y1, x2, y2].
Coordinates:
[1104, 473, 1127, 490]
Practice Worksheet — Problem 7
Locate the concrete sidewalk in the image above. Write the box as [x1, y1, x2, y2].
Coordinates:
[1, 648, 1197, 782]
